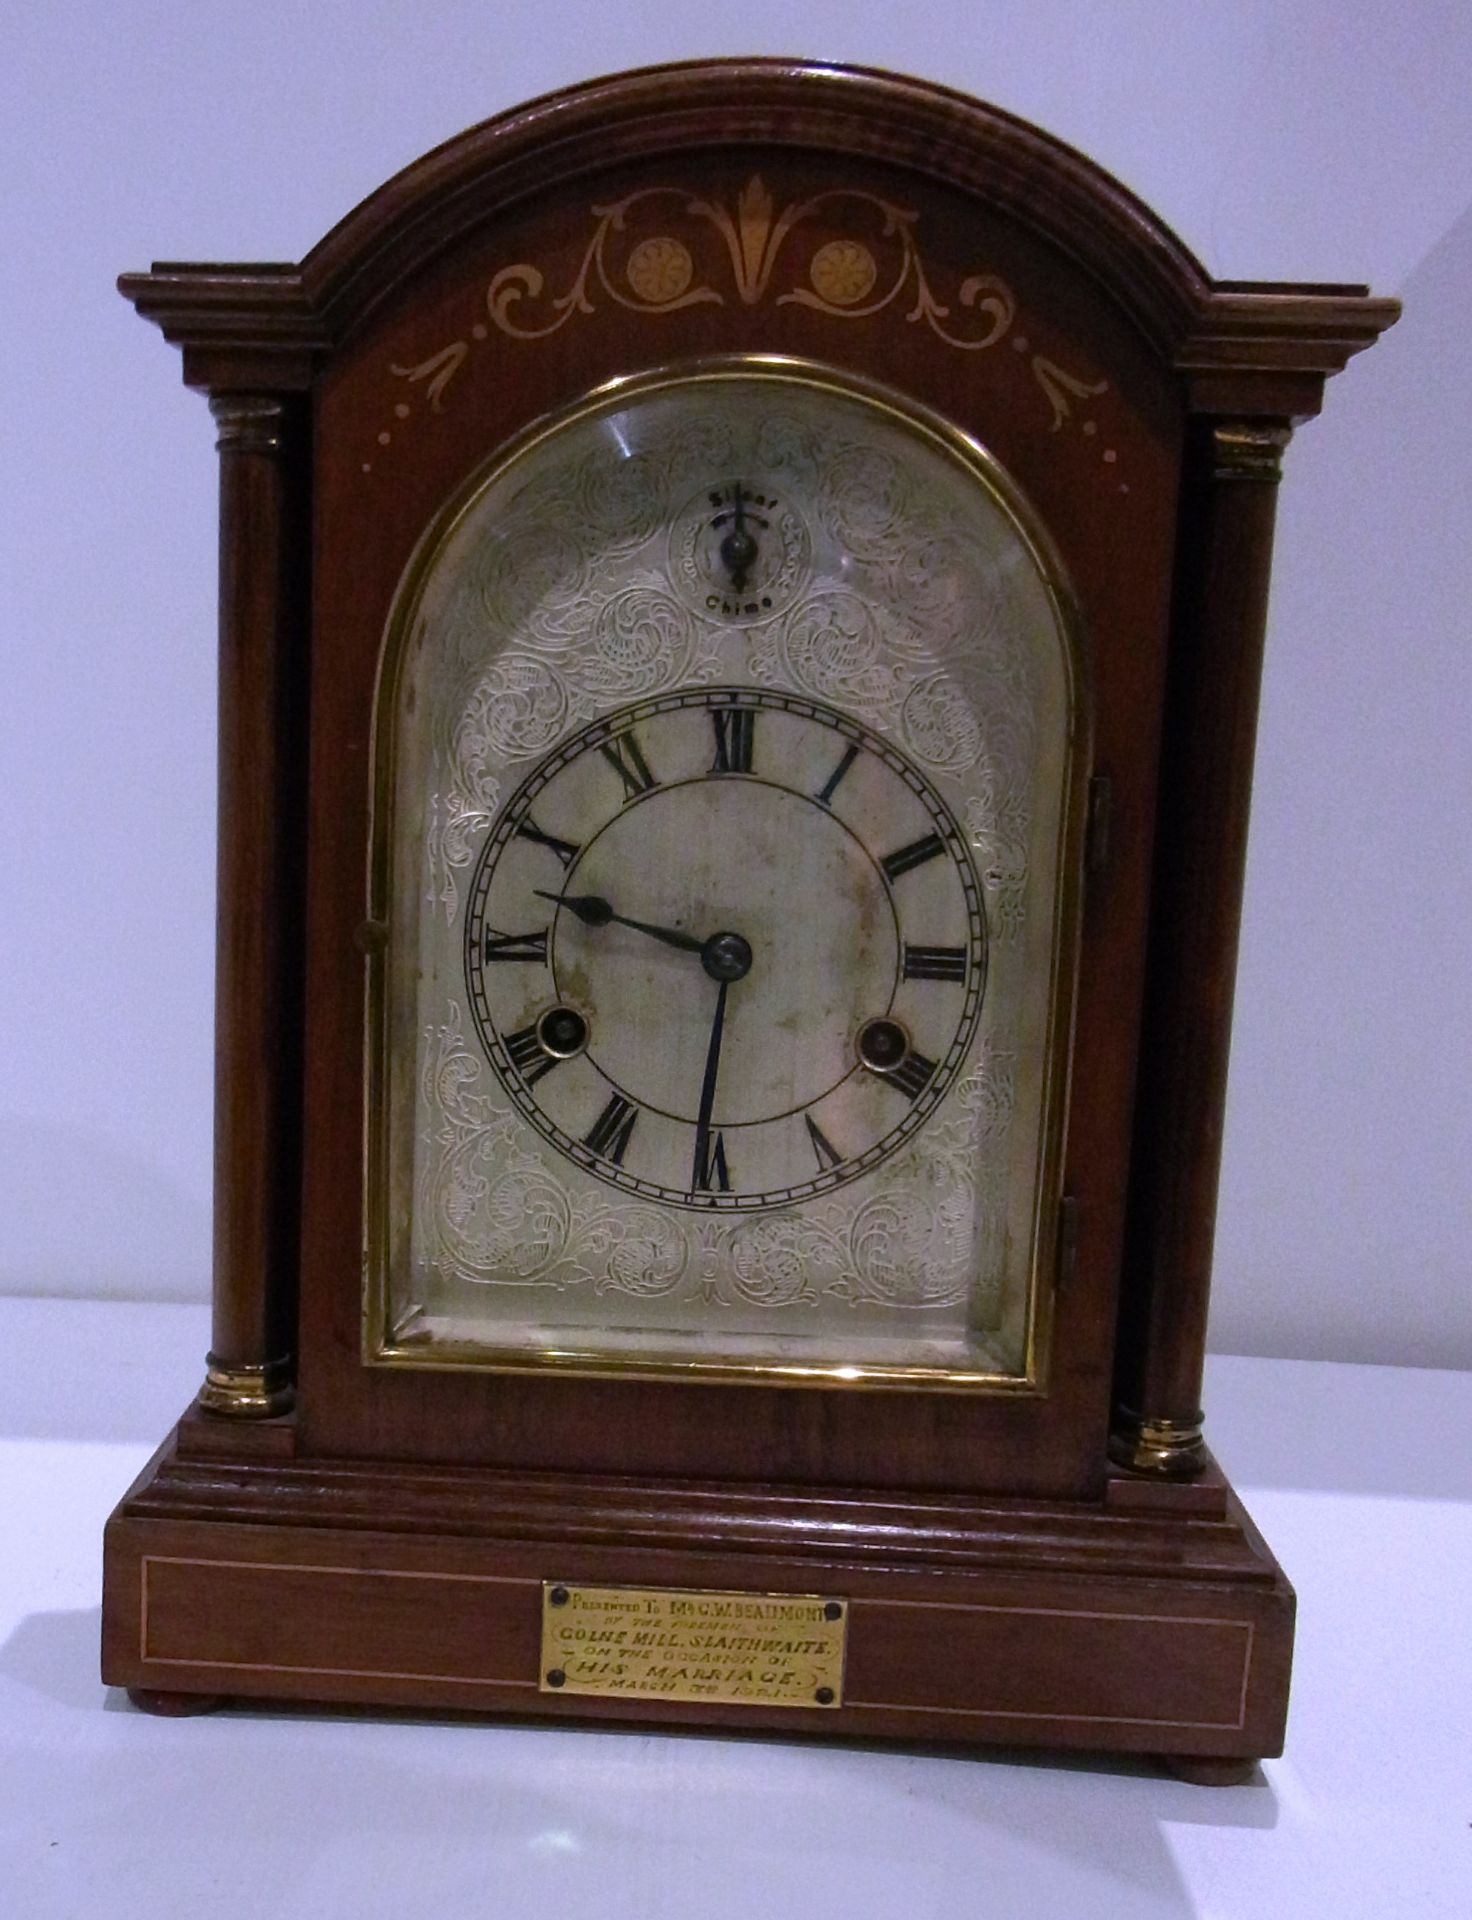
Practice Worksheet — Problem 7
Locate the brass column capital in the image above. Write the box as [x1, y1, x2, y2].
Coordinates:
[1210, 420, 1292, 483]
[209, 392, 289, 456]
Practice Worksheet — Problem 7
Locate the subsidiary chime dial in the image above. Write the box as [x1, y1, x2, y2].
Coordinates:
[465, 684, 986, 1210]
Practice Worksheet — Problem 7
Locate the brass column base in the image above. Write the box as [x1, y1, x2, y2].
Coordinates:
[1108, 1408, 1207, 1477]
[199, 1354, 294, 1419]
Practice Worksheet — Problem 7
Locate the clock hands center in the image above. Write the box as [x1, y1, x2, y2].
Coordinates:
[536, 889, 753, 982]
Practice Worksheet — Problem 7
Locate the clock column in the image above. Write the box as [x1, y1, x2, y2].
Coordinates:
[1113, 416, 1293, 1475]
[197, 393, 308, 1417]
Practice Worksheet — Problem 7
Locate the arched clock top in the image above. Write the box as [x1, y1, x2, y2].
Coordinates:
[117, 59, 1397, 411]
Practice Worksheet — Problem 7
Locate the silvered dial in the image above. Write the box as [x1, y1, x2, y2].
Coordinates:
[465, 686, 985, 1210]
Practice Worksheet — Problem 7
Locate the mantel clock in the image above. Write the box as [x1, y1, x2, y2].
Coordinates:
[102, 62, 1397, 1780]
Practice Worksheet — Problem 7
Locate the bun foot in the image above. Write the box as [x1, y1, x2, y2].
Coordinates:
[127, 1687, 228, 1717]
[1160, 1753, 1259, 1786]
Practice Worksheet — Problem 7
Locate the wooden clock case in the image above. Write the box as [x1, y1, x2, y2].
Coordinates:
[101, 60, 1396, 1777]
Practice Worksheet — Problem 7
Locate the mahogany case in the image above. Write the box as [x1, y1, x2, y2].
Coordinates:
[101, 60, 1397, 1773]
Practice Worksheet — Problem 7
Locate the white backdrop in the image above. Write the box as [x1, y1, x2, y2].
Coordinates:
[3, 2, 1468, 1367]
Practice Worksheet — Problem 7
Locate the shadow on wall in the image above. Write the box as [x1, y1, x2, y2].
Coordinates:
[0, 1298, 208, 1441]
[0, 1115, 208, 1303]
[1212, 194, 1472, 1370]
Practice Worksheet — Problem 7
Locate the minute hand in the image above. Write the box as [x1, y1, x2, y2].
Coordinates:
[691, 977, 729, 1194]
[535, 889, 706, 955]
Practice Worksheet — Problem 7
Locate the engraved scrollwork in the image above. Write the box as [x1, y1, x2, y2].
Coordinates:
[476, 520, 592, 640]
[576, 448, 669, 554]
[427, 770, 501, 926]
[657, 414, 740, 490]
[420, 1006, 573, 1284]
[959, 1049, 1017, 1140]
[752, 410, 824, 479]
[965, 722, 1034, 946]
[816, 444, 913, 557]
[437, 1141, 576, 1284]
[422, 1008, 698, 1297]
[761, 591, 902, 719]
[900, 674, 985, 775]
[465, 654, 571, 759]
[726, 1217, 829, 1307]
[414, 605, 508, 921]
[587, 1210, 689, 1298]
[427, 653, 569, 918]
[418, 1012, 1017, 1316]
[823, 1063, 1011, 1310]
[844, 1184, 973, 1308]
[586, 584, 700, 700]
[890, 525, 1002, 633]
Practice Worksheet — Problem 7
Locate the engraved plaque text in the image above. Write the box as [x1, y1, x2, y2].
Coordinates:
[539, 1582, 847, 1707]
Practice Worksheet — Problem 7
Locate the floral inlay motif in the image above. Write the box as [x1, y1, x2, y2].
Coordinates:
[367, 178, 1120, 479]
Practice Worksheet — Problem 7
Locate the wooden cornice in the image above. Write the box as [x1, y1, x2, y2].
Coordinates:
[118, 59, 1399, 404]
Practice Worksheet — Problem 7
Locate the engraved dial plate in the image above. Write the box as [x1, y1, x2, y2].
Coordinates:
[371, 364, 1080, 1383]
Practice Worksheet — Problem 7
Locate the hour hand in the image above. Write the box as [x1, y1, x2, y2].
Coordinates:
[535, 889, 706, 955]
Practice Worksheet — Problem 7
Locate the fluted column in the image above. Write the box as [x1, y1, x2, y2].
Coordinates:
[198, 394, 306, 1417]
[1112, 418, 1292, 1474]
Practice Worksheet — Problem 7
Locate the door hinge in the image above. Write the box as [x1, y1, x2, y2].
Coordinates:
[1055, 1195, 1080, 1292]
[1085, 773, 1113, 875]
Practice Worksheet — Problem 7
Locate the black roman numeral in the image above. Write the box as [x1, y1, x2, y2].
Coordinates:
[692, 1130, 732, 1193]
[599, 729, 657, 802]
[481, 928, 549, 965]
[888, 1048, 938, 1102]
[804, 1114, 843, 1173]
[815, 741, 859, 805]
[515, 816, 580, 868]
[710, 707, 755, 774]
[504, 1023, 560, 1085]
[583, 1093, 638, 1166]
[881, 833, 945, 882]
[902, 944, 967, 982]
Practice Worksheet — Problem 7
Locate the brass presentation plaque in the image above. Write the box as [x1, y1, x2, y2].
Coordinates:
[539, 1582, 847, 1708]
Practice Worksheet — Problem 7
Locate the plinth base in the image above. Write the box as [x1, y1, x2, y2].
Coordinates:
[103, 1408, 1292, 1770]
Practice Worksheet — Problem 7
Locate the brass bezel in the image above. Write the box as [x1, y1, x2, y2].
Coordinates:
[361, 354, 1091, 1394]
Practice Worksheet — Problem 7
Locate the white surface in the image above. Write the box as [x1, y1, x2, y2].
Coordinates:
[2, 1300, 1469, 1918]
[2, 4, 1469, 1367]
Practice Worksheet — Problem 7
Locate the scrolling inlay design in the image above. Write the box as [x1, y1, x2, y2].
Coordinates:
[370, 179, 1114, 470]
